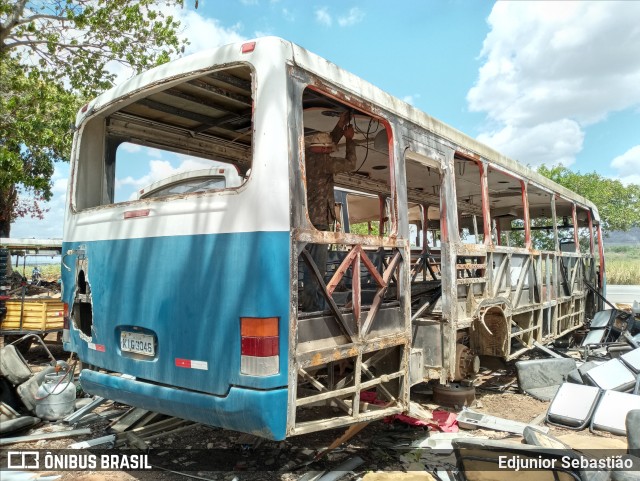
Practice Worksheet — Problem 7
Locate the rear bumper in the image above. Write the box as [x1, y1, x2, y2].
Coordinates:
[80, 370, 288, 440]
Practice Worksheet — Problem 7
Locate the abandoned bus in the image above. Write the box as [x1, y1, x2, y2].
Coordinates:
[62, 37, 606, 440]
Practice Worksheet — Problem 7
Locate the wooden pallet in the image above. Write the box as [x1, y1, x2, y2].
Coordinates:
[1, 299, 64, 331]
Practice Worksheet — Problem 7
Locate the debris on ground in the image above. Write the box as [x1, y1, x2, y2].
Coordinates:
[1, 303, 639, 480]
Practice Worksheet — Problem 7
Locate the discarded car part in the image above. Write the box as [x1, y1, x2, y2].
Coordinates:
[0, 427, 91, 445]
[0, 344, 32, 385]
[35, 371, 76, 421]
[315, 456, 365, 481]
[453, 344, 480, 381]
[621, 348, 640, 374]
[16, 365, 57, 412]
[590, 310, 617, 329]
[567, 360, 604, 385]
[0, 400, 19, 420]
[522, 426, 568, 449]
[522, 427, 612, 481]
[0, 415, 41, 435]
[68, 434, 116, 449]
[452, 438, 582, 481]
[609, 344, 634, 358]
[515, 358, 577, 401]
[546, 383, 601, 430]
[584, 358, 637, 392]
[532, 341, 566, 359]
[433, 383, 475, 407]
[623, 331, 640, 349]
[591, 390, 640, 436]
[415, 432, 486, 452]
[581, 328, 609, 347]
[14, 333, 57, 363]
[628, 410, 640, 455]
[456, 408, 547, 435]
[63, 396, 107, 424]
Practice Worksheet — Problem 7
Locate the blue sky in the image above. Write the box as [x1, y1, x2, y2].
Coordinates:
[11, 0, 640, 238]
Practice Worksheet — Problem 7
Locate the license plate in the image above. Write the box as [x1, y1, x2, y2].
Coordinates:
[120, 331, 155, 356]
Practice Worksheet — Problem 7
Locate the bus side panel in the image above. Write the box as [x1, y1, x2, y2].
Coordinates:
[62, 230, 290, 395]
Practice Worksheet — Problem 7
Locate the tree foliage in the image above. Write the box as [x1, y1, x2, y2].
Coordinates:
[538, 164, 640, 233]
[0, 0, 190, 236]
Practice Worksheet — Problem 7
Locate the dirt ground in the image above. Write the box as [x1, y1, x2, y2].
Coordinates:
[1, 341, 630, 481]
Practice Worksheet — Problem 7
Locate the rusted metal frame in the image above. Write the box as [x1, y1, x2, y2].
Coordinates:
[187, 79, 252, 107]
[512, 256, 532, 307]
[456, 263, 486, 270]
[359, 246, 386, 287]
[421, 203, 438, 280]
[300, 248, 355, 342]
[352, 354, 363, 417]
[353, 250, 362, 329]
[411, 287, 442, 322]
[136, 98, 244, 137]
[533, 255, 543, 304]
[294, 228, 404, 249]
[332, 346, 396, 391]
[479, 160, 493, 246]
[558, 256, 571, 297]
[291, 406, 402, 436]
[521, 181, 532, 248]
[587, 211, 595, 255]
[440, 147, 459, 381]
[163, 87, 246, 118]
[360, 364, 397, 402]
[208, 71, 252, 91]
[571, 204, 580, 253]
[361, 251, 402, 337]
[326, 247, 359, 295]
[378, 195, 386, 237]
[107, 114, 251, 167]
[287, 77, 308, 436]
[298, 368, 352, 414]
[569, 256, 581, 293]
[491, 253, 510, 298]
[301, 76, 400, 237]
[296, 334, 407, 369]
[456, 277, 486, 285]
[295, 370, 402, 407]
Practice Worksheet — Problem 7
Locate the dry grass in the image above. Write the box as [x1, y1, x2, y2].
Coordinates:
[604, 246, 640, 285]
[21, 264, 61, 282]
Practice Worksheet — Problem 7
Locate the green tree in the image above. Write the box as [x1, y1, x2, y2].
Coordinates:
[0, 0, 190, 237]
[538, 164, 640, 233]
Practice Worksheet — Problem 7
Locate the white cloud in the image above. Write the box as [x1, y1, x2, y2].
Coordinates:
[282, 8, 295, 22]
[240, 0, 259, 4]
[477, 119, 584, 167]
[611, 145, 640, 185]
[315, 7, 332, 27]
[468, 1, 640, 167]
[338, 7, 364, 27]
[402, 94, 421, 106]
[172, 9, 246, 56]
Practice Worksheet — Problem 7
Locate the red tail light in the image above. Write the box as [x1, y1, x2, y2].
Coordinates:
[240, 317, 279, 376]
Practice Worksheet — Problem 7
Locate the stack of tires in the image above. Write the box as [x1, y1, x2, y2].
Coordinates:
[0, 248, 9, 322]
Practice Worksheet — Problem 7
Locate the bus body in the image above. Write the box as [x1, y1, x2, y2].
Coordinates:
[62, 37, 605, 440]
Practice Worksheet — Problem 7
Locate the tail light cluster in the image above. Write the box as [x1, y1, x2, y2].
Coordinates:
[240, 317, 279, 376]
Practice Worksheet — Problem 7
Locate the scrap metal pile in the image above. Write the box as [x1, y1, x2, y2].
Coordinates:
[1, 306, 640, 480]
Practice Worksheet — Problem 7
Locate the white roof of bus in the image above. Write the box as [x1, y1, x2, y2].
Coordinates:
[77, 37, 599, 220]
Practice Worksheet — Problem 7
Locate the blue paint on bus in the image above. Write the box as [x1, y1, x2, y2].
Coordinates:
[81, 369, 288, 439]
[63, 231, 290, 430]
